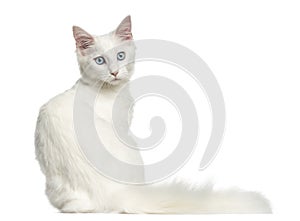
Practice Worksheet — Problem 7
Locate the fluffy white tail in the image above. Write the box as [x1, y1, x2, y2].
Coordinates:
[119, 181, 271, 214]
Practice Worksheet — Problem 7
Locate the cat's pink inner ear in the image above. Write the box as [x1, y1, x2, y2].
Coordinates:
[115, 15, 133, 41]
[72, 26, 95, 51]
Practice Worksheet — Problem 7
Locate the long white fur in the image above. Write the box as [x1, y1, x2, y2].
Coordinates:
[35, 16, 272, 213]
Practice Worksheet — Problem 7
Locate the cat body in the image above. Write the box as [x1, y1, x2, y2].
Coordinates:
[35, 16, 271, 213]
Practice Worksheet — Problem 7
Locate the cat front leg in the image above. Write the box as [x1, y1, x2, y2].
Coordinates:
[60, 198, 96, 213]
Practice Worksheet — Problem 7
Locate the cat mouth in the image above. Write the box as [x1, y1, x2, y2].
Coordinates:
[109, 78, 122, 84]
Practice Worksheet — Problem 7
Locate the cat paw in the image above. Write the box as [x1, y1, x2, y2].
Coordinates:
[61, 199, 96, 213]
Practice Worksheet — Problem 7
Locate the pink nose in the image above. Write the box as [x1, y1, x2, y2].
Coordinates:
[111, 72, 118, 77]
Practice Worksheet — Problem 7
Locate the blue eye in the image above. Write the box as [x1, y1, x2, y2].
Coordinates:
[117, 51, 126, 61]
[94, 56, 105, 65]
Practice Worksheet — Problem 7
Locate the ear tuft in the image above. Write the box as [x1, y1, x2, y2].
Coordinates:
[115, 15, 133, 41]
[72, 26, 94, 51]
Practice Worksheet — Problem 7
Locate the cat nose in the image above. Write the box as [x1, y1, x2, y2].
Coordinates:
[111, 71, 118, 77]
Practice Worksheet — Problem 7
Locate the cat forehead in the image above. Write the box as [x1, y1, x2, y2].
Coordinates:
[93, 34, 122, 52]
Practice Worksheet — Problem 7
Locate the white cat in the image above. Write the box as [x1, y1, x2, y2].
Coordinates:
[35, 16, 272, 213]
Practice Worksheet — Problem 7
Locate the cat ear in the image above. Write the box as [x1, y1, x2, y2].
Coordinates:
[115, 15, 133, 41]
[72, 26, 95, 51]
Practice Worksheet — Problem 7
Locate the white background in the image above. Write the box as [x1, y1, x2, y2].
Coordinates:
[0, 0, 299, 220]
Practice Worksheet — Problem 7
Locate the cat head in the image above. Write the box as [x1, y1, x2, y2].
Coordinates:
[73, 16, 135, 86]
